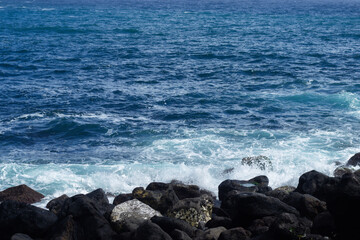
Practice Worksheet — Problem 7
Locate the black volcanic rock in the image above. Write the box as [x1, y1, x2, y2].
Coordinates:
[221, 192, 299, 226]
[58, 194, 117, 240]
[0, 184, 44, 204]
[346, 152, 360, 166]
[218, 179, 257, 201]
[0, 200, 57, 239]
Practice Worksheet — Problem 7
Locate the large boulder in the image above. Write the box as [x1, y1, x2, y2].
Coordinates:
[0, 200, 57, 239]
[167, 196, 213, 228]
[0, 185, 44, 204]
[221, 192, 299, 226]
[283, 192, 327, 220]
[46, 194, 69, 215]
[58, 194, 117, 240]
[346, 152, 360, 166]
[295, 170, 339, 201]
[110, 199, 162, 233]
[113, 193, 133, 205]
[218, 180, 257, 201]
[326, 172, 360, 239]
[86, 188, 113, 216]
[133, 220, 172, 240]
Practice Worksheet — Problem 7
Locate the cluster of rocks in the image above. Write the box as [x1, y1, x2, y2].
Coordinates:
[1, 153, 360, 240]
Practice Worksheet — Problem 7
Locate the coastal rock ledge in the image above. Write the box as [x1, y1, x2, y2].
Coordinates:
[1, 154, 360, 240]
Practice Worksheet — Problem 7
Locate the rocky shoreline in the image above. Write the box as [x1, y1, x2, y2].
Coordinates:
[1, 154, 360, 240]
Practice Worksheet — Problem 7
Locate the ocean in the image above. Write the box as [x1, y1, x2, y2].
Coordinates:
[1, 0, 360, 205]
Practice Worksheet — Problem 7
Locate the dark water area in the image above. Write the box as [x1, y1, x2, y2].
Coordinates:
[0, 0, 360, 200]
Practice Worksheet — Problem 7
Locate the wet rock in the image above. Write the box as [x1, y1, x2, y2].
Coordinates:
[11, 233, 34, 240]
[158, 188, 180, 214]
[311, 211, 336, 238]
[133, 220, 172, 240]
[248, 175, 272, 194]
[221, 192, 299, 227]
[241, 155, 273, 170]
[0, 184, 44, 204]
[218, 179, 257, 201]
[283, 192, 327, 220]
[46, 194, 69, 215]
[0, 200, 57, 239]
[346, 152, 360, 166]
[146, 182, 170, 191]
[167, 196, 213, 227]
[86, 188, 113, 216]
[113, 193, 133, 205]
[170, 181, 202, 200]
[132, 187, 163, 210]
[222, 167, 234, 175]
[333, 165, 353, 178]
[151, 215, 196, 238]
[218, 227, 251, 240]
[110, 199, 162, 233]
[58, 194, 117, 240]
[295, 170, 339, 201]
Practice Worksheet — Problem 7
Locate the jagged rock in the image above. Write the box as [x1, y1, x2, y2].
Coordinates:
[218, 227, 251, 240]
[269, 213, 312, 240]
[333, 165, 353, 178]
[205, 215, 233, 229]
[146, 182, 170, 191]
[0, 184, 44, 204]
[295, 170, 339, 201]
[346, 152, 360, 166]
[195, 226, 226, 240]
[170, 181, 202, 200]
[283, 192, 327, 220]
[113, 193, 133, 205]
[151, 216, 196, 238]
[110, 199, 161, 233]
[11, 233, 34, 240]
[158, 188, 180, 214]
[132, 187, 163, 210]
[311, 211, 336, 238]
[241, 155, 273, 170]
[248, 175, 269, 187]
[170, 229, 192, 240]
[218, 180, 257, 201]
[46, 194, 69, 215]
[221, 192, 299, 226]
[133, 220, 172, 240]
[86, 188, 113, 216]
[58, 194, 117, 240]
[167, 196, 213, 227]
[0, 200, 57, 239]
[326, 172, 360, 239]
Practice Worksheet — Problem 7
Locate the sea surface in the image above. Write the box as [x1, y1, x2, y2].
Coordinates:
[1, 0, 360, 205]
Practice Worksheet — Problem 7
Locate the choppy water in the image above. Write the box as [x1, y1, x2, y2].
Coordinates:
[1, 0, 360, 204]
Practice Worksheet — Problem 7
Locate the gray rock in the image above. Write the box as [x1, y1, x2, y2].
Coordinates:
[11, 233, 34, 240]
[167, 195, 213, 228]
[110, 199, 162, 233]
[346, 152, 360, 166]
[241, 155, 273, 170]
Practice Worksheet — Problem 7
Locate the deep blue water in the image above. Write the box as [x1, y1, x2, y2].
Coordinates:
[1, 0, 360, 202]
